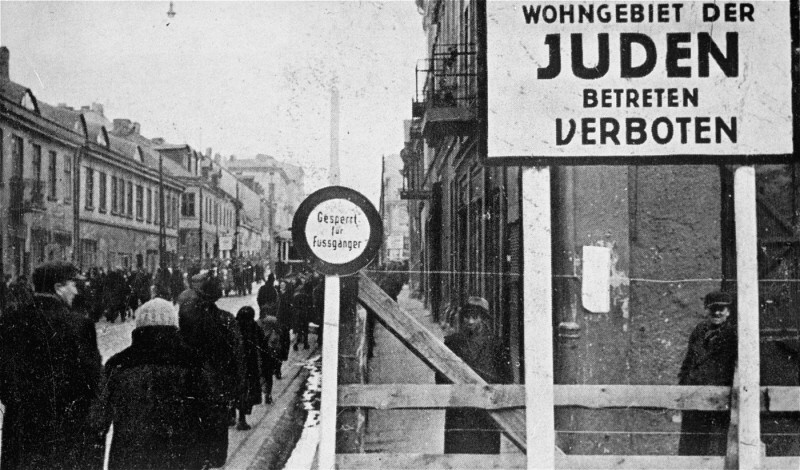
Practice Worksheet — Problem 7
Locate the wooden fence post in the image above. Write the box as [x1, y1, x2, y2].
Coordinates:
[733, 166, 760, 470]
[320, 274, 341, 470]
[522, 166, 555, 469]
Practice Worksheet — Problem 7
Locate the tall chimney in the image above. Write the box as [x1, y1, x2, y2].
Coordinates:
[0, 47, 10, 81]
[329, 85, 340, 185]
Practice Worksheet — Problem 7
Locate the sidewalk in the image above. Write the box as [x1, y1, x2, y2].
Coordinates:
[225, 342, 318, 470]
[363, 286, 445, 454]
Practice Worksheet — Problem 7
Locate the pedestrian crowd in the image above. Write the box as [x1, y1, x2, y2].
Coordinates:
[0, 260, 323, 470]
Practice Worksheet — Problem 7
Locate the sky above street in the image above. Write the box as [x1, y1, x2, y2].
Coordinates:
[0, 0, 427, 202]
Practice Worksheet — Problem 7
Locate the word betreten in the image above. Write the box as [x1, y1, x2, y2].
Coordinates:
[584, 88, 698, 108]
[556, 116, 736, 145]
[311, 236, 363, 252]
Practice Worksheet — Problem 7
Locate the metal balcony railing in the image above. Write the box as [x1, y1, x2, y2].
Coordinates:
[415, 42, 478, 111]
[9, 177, 46, 219]
[399, 147, 430, 200]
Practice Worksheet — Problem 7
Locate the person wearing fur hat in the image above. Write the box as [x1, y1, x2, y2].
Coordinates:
[678, 290, 737, 456]
[94, 298, 215, 469]
[435, 296, 511, 454]
[0, 261, 104, 470]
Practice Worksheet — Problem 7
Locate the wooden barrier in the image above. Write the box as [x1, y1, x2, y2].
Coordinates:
[351, 274, 800, 469]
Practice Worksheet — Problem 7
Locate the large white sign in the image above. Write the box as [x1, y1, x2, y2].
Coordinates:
[304, 198, 371, 265]
[486, 0, 793, 160]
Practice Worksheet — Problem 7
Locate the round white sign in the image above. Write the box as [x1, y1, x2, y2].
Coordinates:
[304, 198, 371, 265]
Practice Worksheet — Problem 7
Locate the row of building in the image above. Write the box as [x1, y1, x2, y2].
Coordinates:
[396, 0, 798, 457]
[0, 46, 305, 278]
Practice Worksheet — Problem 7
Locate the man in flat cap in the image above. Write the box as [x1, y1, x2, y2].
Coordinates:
[0, 262, 103, 469]
[678, 290, 737, 456]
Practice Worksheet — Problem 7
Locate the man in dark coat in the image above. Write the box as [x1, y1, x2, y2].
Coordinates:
[436, 296, 510, 454]
[177, 271, 243, 468]
[94, 298, 215, 470]
[292, 281, 313, 350]
[678, 290, 737, 456]
[170, 266, 185, 302]
[0, 262, 103, 470]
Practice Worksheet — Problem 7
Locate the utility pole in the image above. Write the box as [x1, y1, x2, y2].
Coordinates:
[233, 181, 240, 259]
[198, 186, 204, 267]
[378, 155, 385, 265]
[158, 153, 167, 269]
[73, 145, 83, 270]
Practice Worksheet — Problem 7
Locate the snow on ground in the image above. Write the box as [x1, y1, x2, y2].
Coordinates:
[282, 355, 322, 470]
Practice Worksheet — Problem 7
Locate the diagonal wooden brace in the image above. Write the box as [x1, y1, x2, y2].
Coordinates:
[357, 272, 527, 452]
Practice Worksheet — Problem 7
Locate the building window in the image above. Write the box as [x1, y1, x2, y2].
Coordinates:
[11, 135, 23, 180]
[0, 130, 4, 184]
[173, 195, 179, 228]
[181, 192, 195, 217]
[127, 181, 133, 218]
[84, 168, 94, 210]
[136, 185, 144, 220]
[48, 151, 57, 199]
[119, 178, 125, 216]
[98, 172, 107, 212]
[147, 188, 153, 223]
[111, 176, 118, 214]
[64, 154, 72, 204]
[32, 144, 42, 182]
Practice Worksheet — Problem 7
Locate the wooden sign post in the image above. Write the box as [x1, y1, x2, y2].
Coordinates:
[292, 186, 383, 470]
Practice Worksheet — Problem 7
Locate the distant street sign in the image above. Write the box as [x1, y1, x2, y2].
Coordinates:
[481, 0, 797, 165]
[292, 186, 383, 276]
[219, 236, 233, 251]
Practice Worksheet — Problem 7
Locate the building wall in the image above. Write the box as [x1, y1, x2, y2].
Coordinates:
[0, 107, 80, 277]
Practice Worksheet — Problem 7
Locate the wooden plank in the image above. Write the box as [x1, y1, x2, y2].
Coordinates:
[765, 386, 800, 412]
[338, 384, 524, 409]
[522, 166, 555, 469]
[338, 453, 527, 469]
[340, 384, 799, 412]
[724, 368, 740, 470]
[556, 385, 731, 411]
[338, 453, 800, 469]
[320, 275, 340, 470]
[734, 166, 761, 470]
[560, 455, 725, 469]
[357, 273, 527, 451]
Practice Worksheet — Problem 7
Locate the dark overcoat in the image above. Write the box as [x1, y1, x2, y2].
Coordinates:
[436, 327, 511, 454]
[0, 293, 103, 470]
[96, 326, 215, 470]
[178, 293, 243, 467]
[678, 319, 737, 456]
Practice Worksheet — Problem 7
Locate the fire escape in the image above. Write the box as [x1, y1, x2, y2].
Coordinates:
[401, 42, 477, 200]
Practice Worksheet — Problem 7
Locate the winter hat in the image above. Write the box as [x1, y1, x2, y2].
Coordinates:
[466, 296, 490, 313]
[704, 290, 733, 309]
[136, 298, 179, 329]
